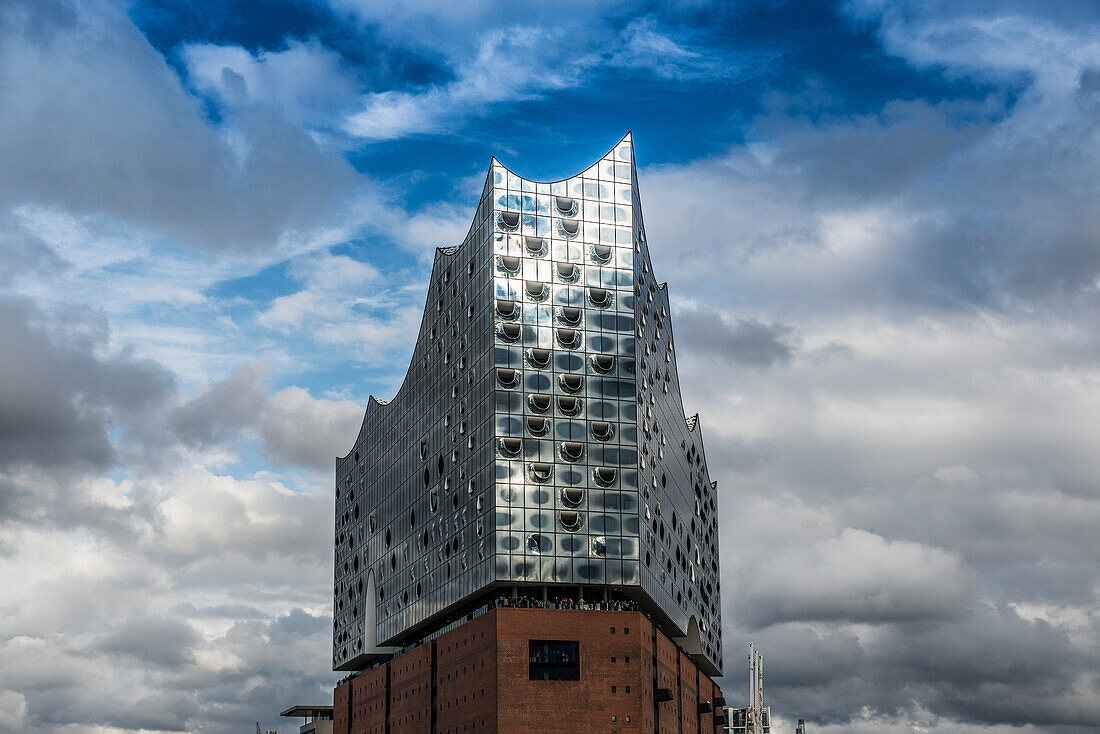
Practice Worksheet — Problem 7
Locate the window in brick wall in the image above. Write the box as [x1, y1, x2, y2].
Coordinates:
[529, 640, 579, 680]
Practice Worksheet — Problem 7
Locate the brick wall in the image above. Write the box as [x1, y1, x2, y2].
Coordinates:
[497, 608, 644, 734]
[435, 612, 497, 734]
[331, 608, 723, 734]
[390, 642, 432, 734]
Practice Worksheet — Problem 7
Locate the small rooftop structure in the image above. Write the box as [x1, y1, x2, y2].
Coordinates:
[280, 705, 333, 734]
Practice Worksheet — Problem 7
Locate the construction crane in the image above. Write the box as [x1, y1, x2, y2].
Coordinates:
[795, 720, 806, 734]
[255, 723, 278, 734]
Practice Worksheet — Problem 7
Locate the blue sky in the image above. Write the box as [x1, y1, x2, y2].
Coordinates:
[2, 0, 1100, 732]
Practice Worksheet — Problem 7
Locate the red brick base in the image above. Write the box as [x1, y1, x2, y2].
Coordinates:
[333, 608, 723, 734]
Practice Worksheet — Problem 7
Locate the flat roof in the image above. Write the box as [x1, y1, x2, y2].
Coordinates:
[280, 705, 333, 718]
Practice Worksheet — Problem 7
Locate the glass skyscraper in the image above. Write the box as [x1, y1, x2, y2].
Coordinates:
[333, 134, 723, 677]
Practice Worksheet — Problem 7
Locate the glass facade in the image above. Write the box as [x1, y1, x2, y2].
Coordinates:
[333, 135, 722, 675]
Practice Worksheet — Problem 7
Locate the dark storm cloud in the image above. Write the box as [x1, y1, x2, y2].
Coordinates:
[0, 222, 69, 287]
[729, 604, 1100, 728]
[0, 297, 174, 473]
[171, 363, 268, 447]
[172, 362, 362, 471]
[0, 0, 363, 252]
[99, 615, 200, 667]
[675, 309, 795, 368]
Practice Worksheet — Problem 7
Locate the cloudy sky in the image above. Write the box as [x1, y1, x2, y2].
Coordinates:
[2, 0, 1099, 731]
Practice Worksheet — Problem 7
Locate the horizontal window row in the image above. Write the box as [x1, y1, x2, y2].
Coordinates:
[499, 416, 617, 442]
[494, 462, 618, 487]
[496, 277, 616, 309]
[496, 238, 615, 266]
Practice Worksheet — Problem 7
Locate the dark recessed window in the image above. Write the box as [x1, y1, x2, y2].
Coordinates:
[530, 462, 553, 483]
[558, 219, 580, 238]
[556, 328, 580, 348]
[554, 196, 578, 216]
[556, 262, 578, 282]
[588, 287, 611, 307]
[561, 441, 584, 461]
[560, 373, 583, 393]
[525, 281, 548, 301]
[498, 322, 521, 341]
[559, 306, 582, 325]
[529, 640, 579, 680]
[592, 244, 612, 263]
[561, 488, 584, 507]
[591, 354, 615, 373]
[498, 211, 520, 230]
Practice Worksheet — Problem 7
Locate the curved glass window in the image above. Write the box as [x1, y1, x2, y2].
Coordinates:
[590, 421, 614, 441]
[591, 354, 615, 373]
[498, 323, 521, 341]
[561, 441, 584, 461]
[556, 327, 580, 348]
[526, 416, 548, 436]
[498, 211, 520, 230]
[556, 262, 577, 282]
[594, 466, 617, 486]
[499, 255, 520, 274]
[561, 488, 584, 507]
[557, 396, 581, 415]
[496, 299, 518, 319]
[528, 393, 552, 412]
[559, 510, 583, 532]
[560, 374, 583, 393]
[530, 462, 553, 483]
[525, 236, 547, 255]
[592, 536, 606, 557]
[558, 219, 580, 238]
[554, 196, 578, 216]
[591, 244, 612, 263]
[525, 281, 548, 301]
[496, 368, 519, 388]
[588, 287, 611, 308]
[558, 306, 582, 325]
[527, 348, 551, 368]
[498, 437, 522, 457]
[527, 533, 551, 554]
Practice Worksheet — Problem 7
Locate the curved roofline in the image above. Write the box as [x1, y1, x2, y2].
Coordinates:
[340, 232, 483, 459]
[490, 132, 633, 185]
[338, 134, 637, 462]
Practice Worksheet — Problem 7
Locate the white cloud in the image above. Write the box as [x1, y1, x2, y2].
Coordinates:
[342, 27, 581, 141]
[181, 38, 361, 134]
[744, 528, 971, 626]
